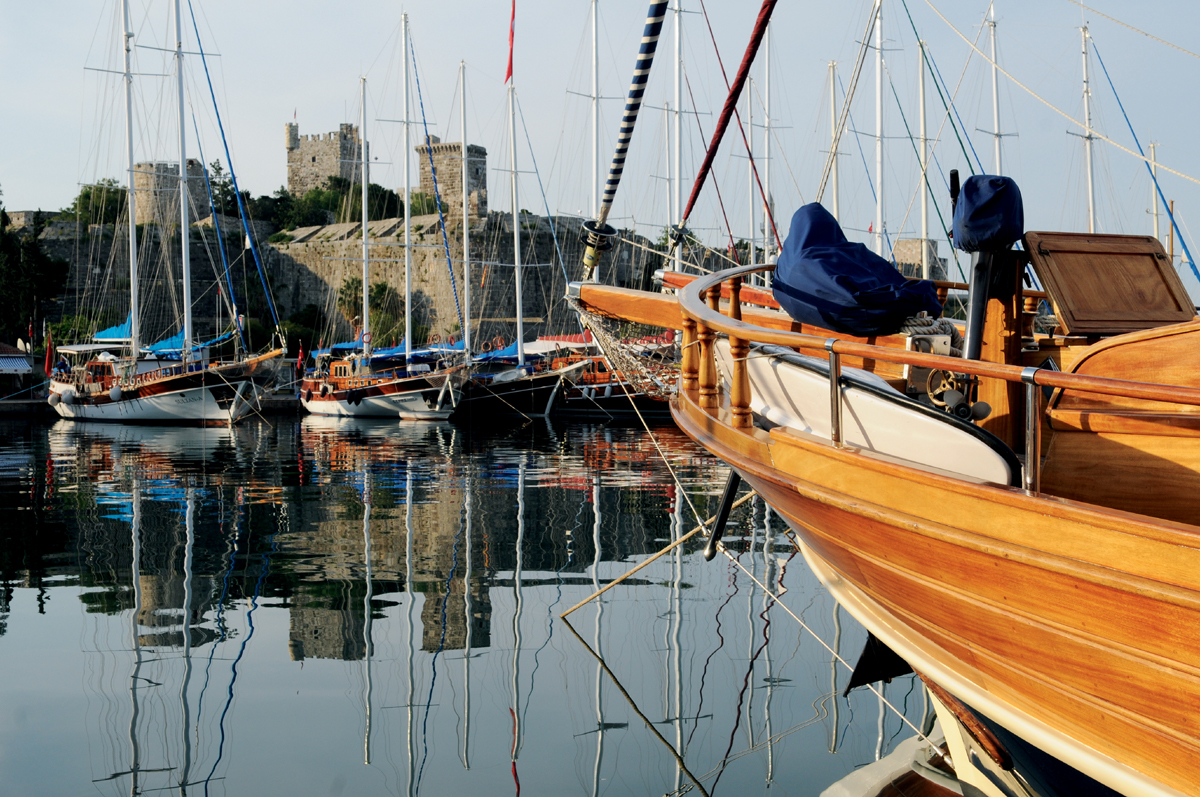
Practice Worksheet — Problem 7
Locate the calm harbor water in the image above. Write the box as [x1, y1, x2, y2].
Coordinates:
[0, 416, 924, 796]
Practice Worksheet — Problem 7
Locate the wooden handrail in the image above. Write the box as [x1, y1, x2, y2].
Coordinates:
[672, 264, 1200, 407]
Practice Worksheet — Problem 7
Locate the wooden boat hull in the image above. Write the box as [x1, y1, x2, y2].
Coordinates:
[300, 368, 463, 419]
[49, 351, 281, 425]
[671, 388, 1200, 797]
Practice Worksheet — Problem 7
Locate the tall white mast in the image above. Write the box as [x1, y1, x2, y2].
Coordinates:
[874, 2, 884, 257]
[919, 41, 929, 279]
[360, 77, 371, 361]
[989, 3, 1002, 175]
[1150, 142, 1160, 242]
[673, 0, 682, 273]
[122, 0, 140, 358]
[174, 0, 192, 361]
[746, 79, 755, 270]
[509, 84, 525, 366]
[362, 479, 373, 764]
[460, 61, 472, 361]
[1081, 26, 1096, 234]
[829, 61, 839, 221]
[403, 16, 412, 362]
[592, 0, 600, 218]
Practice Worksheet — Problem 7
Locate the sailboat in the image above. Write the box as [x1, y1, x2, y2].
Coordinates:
[48, 0, 282, 425]
[300, 25, 467, 420]
[568, 2, 1200, 796]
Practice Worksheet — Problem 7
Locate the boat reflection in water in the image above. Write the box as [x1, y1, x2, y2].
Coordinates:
[3, 417, 940, 795]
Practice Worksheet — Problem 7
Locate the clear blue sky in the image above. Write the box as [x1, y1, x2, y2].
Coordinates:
[3, 0, 1199, 288]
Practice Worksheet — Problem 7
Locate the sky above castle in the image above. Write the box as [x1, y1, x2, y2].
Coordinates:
[4, 0, 1200, 291]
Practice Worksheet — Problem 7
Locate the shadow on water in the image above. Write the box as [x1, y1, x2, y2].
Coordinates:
[0, 416, 926, 796]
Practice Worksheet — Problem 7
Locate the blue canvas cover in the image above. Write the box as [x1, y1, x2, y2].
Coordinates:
[772, 203, 942, 336]
[952, 175, 1024, 252]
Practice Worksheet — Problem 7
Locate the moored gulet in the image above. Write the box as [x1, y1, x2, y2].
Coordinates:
[49, 0, 283, 425]
[563, 0, 1200, 793]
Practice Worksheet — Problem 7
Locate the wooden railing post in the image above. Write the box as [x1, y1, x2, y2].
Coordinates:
[681, 316, 699, 392]
[727, 276, 752, 427]
[698, 286, 720, 408]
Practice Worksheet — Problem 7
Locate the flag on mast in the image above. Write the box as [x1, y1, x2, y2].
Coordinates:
[504, 0, 515, 83]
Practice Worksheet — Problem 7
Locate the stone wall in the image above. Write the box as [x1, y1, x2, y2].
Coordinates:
[285, 123, 363, 197]
[133, 160, 209, 226]
[415, 137, 488, 219]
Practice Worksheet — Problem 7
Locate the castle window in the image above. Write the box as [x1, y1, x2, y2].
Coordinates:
[311, 156, 316, 163]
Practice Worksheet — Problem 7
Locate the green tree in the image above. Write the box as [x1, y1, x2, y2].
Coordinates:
[0, 202, 70, 343]
[58, 178, 126, 226]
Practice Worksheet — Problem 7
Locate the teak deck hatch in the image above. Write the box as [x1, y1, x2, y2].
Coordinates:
[1025, 231, 1196, 335]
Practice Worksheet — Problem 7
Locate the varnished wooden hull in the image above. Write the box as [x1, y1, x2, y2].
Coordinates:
[671, 388, 1200, 797]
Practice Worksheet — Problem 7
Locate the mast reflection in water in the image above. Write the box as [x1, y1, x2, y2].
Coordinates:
[0, 417, 926, 795]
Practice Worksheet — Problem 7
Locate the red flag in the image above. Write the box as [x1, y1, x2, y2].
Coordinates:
[296, 342, 305, 375]
[43, 330, 54, 376]
[504, 0, 515, 83]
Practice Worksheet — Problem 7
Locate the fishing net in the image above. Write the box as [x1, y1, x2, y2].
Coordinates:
[567, 297, 679, 400]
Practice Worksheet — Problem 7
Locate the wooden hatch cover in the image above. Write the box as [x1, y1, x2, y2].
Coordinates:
[1025, 231, 1196, 335]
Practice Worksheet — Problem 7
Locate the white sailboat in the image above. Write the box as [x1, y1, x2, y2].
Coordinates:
[48, 0, 282, 425]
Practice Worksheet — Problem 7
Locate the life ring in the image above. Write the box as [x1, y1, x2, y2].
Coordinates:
[363, 331, 373, 344]
[481, 340, 492, 353]
[448, 335, 456, 346]
[431, 333, 441, 345]
[493, 335, 505, 350]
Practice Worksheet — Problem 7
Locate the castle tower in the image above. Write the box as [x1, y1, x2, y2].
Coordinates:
[414, 136, 488, 219]
[132, 160, 208, 226]
[285, 122, 364, 197]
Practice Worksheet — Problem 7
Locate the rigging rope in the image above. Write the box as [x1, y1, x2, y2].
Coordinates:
[408, 34, 465, 335]
[189, 112, 246, 349]
[185, 0, 281, 336]
[1090, 40, 1200, 282]
[694, 0, 781, 249]
[815, 1, 878, 204]
[679, 0, 778, 226]
[923, 0, 1200, 188]
[684, 71, 741, 265]
[1064, 0, 1200, 61]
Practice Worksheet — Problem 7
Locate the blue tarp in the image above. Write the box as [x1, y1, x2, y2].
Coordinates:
[772, 203, 942, 337]
[143, 329, 237, 356]
[94, 316, 132, 341]
[952, 175, 1024, 252]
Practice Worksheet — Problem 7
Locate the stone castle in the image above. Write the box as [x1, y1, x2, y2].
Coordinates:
[132, 160, 207, 226]
[285, 122, 364, 197]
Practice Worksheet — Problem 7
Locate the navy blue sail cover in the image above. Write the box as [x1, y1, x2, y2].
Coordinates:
[772, 203, 942, 336]
[952, 175, 1024, 252]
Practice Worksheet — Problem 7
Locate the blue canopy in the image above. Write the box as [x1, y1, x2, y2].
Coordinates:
[94, 315, 132, 342]
[953, 175, 1024, 252]
[143, 329, 237, 356]
[772, 204, 942, 337]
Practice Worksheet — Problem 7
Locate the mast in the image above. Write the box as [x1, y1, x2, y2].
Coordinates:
[591, 474, 605, 797]
[462, 467, 473, 769]
[174, 0, 192, 361]
[1150, 142, 1160, 242]
[989, 3, 1002, 175]
[404, 464, 416, 797]
[673, 0, 682, 274]
[128, 486, 143, 796]
[122, 0, 140, 358]
[512, 461, 526, 763]
[592, 0, 600, 218]
[509, 84, 525, 366]
[460, 62, 472, 361]
[360, 77, 371, 362]
[180, 490, 195, 790]
[829, 62, 839, 221]
[874, 2, 884, 257]
[746, 79, 755, 271]
[403, 16, 412, 363]
[919, 42, 929, 279]
[1081, 26, 1095, 234]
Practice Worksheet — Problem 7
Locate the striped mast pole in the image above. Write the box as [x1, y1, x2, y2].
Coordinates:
[580, 1, 670, 281]
[672, 0, 682, 275]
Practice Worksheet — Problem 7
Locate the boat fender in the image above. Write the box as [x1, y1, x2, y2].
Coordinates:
[305, 389, 313, 402]
[109, 386, 122, 402]
[319, 384, 329, 397]
[61, 389, 76, 405]
[47, 392, 60, 407]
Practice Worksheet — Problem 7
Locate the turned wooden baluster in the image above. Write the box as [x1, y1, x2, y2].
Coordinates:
[698, 286, 720, 408]
[1022, 294, 1040, 339]
[681, 316, 699, 391]
[727, 276, 752, 428]
[936, 285, 949, 306]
